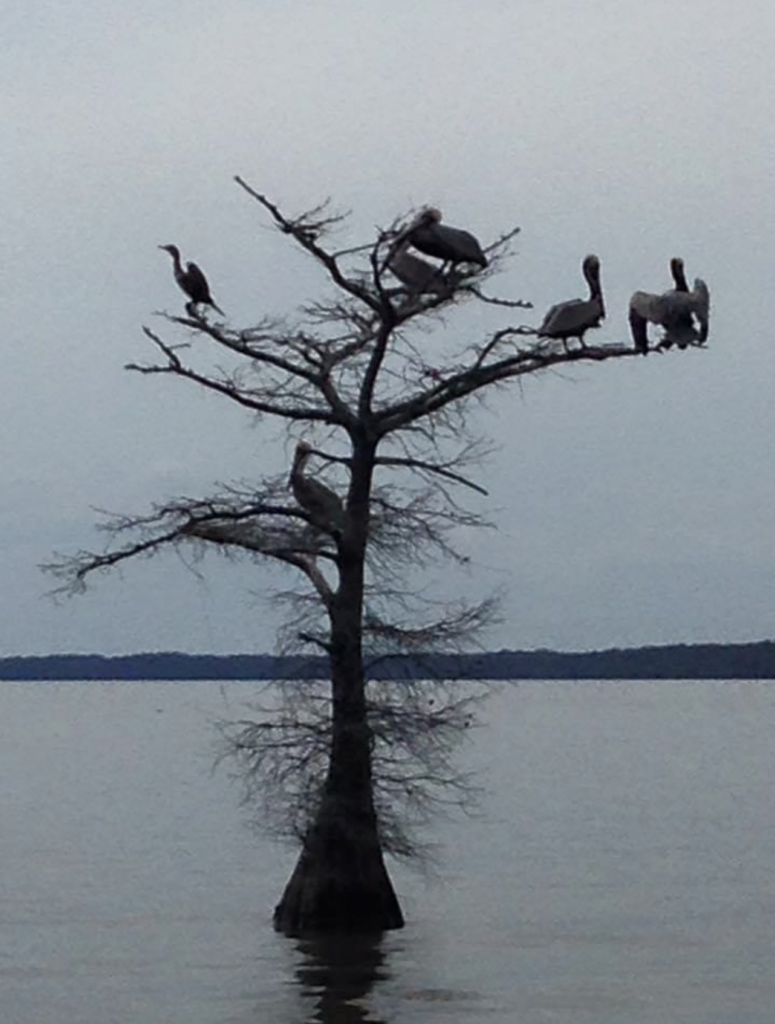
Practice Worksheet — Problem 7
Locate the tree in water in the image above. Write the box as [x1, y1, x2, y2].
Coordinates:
[46, 181, 701, 934]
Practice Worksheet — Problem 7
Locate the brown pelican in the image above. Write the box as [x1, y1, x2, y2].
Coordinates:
[659, 279, 710, 349]
[537, 254, 605, 348]
[289, 442, 345, 533]
[629, 258, 709, 353]
[387, 238, 459, 294]
[629, 258, 685, 353]
[159, 244, 225, 316]
[402, 208, 487, 268]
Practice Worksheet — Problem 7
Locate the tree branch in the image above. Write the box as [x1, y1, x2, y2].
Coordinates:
[374, 455, 488, 496]
[234, 175, 383, 314]
[375, 340, 638, 435]
[43, 489, 341, 599]
[128, 328, 347, 426]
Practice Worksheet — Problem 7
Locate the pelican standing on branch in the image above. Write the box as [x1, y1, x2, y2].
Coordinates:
[629, 258, 710, 353]
[158, 244, 225, 317]
[537, 254, 605, 349]
[289, 442, 345, 534]
[401, 208, 488, 269]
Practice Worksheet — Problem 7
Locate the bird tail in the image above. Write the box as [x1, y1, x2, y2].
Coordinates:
[210, 300, 226, 317]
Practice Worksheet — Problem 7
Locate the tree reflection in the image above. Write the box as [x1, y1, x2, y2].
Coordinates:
[293, 932, 390, 1024]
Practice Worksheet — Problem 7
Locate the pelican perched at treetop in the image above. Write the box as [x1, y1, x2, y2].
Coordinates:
[401, 208, 487, 269]
[387, 237, 460, 294]
[537, 254, 605, 349]
[289, 442, 345, 534]
[159, 244, 225, 317]
[629, 258, 709, 353]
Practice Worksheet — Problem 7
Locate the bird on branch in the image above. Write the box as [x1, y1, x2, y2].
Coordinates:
[289, 442, 345, 535]
[158, 244, 225, 317]
[629, 258, 710, 353]
[400, 207, 488, 269]
[537, 254, 605, 349]
[387, 237, 460, 295]
[662, 278, 709, 349]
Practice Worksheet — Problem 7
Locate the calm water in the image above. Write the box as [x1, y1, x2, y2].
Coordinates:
[2, 680, 775, 1024]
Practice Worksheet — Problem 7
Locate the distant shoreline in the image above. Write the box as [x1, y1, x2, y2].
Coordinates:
[2, 641, 775, 680]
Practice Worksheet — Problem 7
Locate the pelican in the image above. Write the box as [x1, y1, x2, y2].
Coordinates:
[662, 278, 710, 349]
[289, 442, 345, 533]
[387, 238, 459, 294]
[537, 254, 605, 348]
[629, 258, 709, 353]
[159, 244, 225, 316]
[402, 208, 487, 268]
[629, 257, 688, 353]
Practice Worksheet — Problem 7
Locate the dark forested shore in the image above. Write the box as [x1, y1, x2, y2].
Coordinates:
[3, 641, 775, 681]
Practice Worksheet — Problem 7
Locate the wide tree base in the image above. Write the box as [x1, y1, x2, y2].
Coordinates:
[274, 818, 404, 936]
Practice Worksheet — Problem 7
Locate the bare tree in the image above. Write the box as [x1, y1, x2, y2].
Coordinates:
[45, 180, 700, 935]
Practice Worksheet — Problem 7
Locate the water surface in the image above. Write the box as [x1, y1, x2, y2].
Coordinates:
[2, 679, 774, 1023]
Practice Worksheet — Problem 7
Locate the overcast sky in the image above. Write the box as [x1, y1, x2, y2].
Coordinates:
[2, 0, 773, 655]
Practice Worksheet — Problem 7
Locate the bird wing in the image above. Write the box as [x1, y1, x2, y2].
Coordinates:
[300, 478, 345, 530]
[629, 290, 660, 322]
[185, 261, 212, 302]
[410, 223, 487, 266]
[692, 279, 710, 341]
[409, 225, 458, 262]
[389, 250, 448, 292]
[436, 225, 487, 266]
[539, 298, 589, 335]
[631, 289, 689, 330]
[628, 305, 649, 353]
[539, 300, 570, 333]
[185, 261, 224, 314]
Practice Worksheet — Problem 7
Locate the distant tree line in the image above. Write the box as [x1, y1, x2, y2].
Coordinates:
[3, 641, 775, 681]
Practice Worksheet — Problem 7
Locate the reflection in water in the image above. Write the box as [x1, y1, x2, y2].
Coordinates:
[293, 933, 390, 1024]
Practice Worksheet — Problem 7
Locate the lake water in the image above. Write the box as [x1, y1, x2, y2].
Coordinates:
[2, 679, 774, 1023]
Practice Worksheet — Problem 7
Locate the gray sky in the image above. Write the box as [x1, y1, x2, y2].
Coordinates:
[3, 0, 773, 655]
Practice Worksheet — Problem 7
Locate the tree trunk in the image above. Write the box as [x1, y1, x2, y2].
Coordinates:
[273, 635, 404, 935]
[274, 442, 404, 935]
[272, 788, 404, 935]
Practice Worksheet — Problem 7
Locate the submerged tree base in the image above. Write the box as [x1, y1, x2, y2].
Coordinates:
[274, 815, 404, 936]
